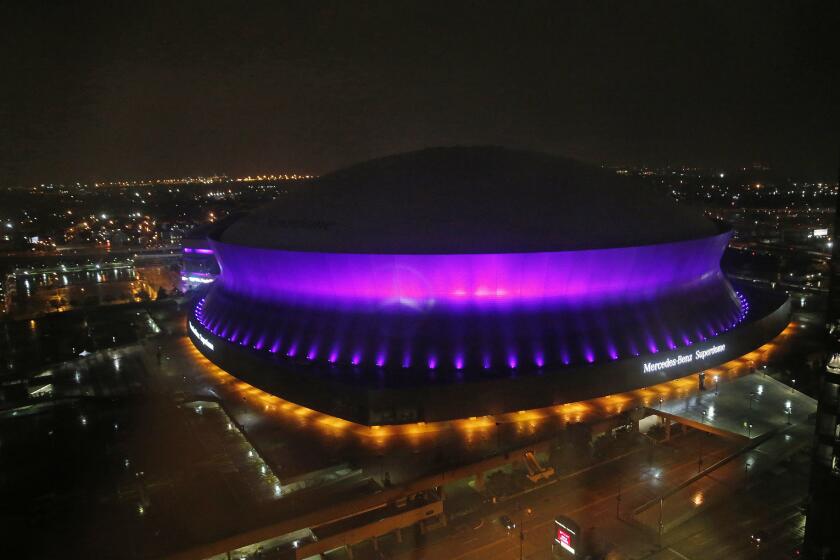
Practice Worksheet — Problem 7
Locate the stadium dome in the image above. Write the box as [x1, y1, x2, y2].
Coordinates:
[187, 147, 789, 425]
[220, 146, 719, 253]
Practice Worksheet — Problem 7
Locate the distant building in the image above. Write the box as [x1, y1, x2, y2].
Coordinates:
[180, 223, 220, 291]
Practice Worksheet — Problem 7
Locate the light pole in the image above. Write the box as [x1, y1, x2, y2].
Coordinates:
[698, 413, 707, 472]
[791, 378, 797, 394]
[616, 476, 622, 519]
[714, 375, 720, 395]
[519, 507, 532, 560]
[785, 403, 792, 425]
[658, 497, 664, 546]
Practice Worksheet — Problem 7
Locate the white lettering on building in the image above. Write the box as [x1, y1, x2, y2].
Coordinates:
[643, 344, 725, 373]
[189, 321, 215, 351]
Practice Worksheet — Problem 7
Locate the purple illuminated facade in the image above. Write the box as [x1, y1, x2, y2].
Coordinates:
[210, 232, 731, 308]
[186, 147, 789, 424]
[195, 232, 745, 373]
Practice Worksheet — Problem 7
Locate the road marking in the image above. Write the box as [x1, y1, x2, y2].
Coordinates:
[667, 547, 692, 560]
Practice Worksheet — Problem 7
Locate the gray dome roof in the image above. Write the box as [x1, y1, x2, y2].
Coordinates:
[219, 147, 721, 253]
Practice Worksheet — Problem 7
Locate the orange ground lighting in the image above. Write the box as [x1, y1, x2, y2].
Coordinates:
[180, 322, 795, 445]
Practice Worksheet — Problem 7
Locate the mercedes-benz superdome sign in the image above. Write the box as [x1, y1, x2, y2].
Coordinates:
[642, 343, 726, 373]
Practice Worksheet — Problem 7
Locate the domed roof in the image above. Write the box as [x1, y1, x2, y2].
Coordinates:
[219, 146, 721, 253]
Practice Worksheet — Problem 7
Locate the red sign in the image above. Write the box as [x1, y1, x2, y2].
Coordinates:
[556, 527, 575, 554]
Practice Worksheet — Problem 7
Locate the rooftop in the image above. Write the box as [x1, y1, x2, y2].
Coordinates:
[219, 147, 721, 253]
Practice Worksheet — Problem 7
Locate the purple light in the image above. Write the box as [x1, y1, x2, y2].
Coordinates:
[184, 247, 214, 255]
[193, 228, 748, 372]
[560, 348, 571, 365]
[211, 232, 731, 308]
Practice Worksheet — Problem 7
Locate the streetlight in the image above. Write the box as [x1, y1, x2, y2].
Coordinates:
[519, 506, 533, 560]
[658, 497, 664, 546]
[785, 402, 792, 425]
[791, 378, 796, 394]
[714, 375, 720, 395]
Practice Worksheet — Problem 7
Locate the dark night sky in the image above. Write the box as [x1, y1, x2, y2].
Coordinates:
[1, 1, 838, 184]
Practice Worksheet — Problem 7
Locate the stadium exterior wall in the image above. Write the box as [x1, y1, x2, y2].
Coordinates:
[188, 291, 790, 425]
